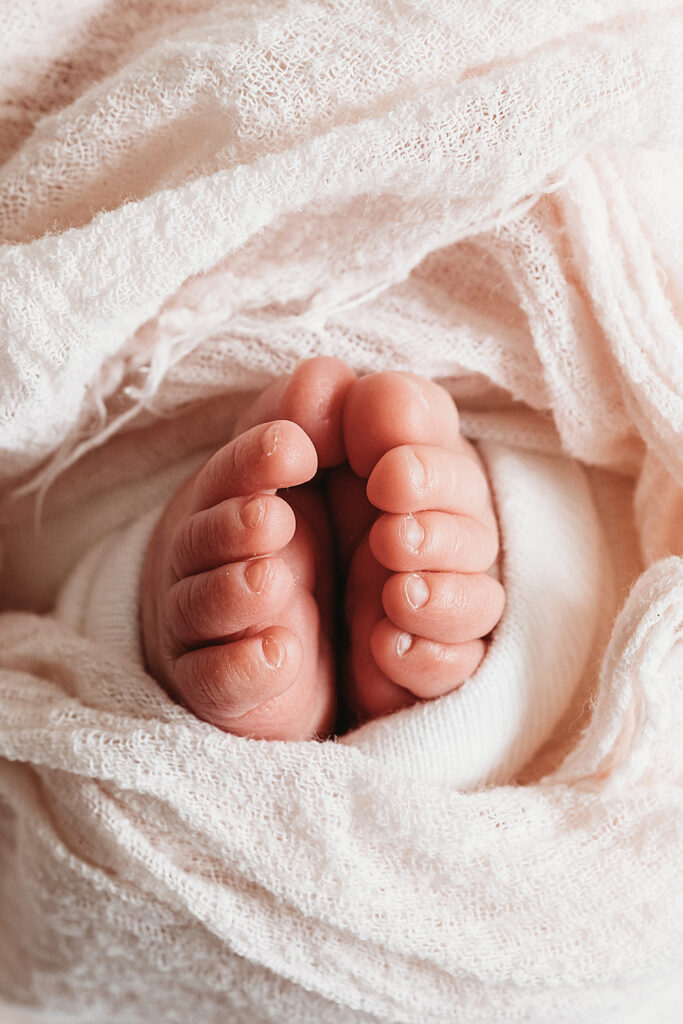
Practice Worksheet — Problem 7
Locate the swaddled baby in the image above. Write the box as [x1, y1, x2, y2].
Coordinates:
[140, 356, 504, 739]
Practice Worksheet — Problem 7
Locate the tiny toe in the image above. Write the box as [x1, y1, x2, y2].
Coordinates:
[370, 618, 485, 698]
[234, 357, 356, 468]
[173, 626, 303, 729]
[168, 556, 295, 645]
[369, 510, 499, 573]
[280, 357, 357, 467]
[192, 420, 317, 511]
[382, 570, 505, 643]
[343, 372, 461, 477]
[367, 444, 493, 520]
[171, 494, 296, 576]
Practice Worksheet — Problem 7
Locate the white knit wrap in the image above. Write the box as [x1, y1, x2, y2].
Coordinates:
[1, 2, 683, 1021]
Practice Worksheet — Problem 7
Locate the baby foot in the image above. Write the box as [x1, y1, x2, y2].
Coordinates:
[140, 358, 355, 740]
[331, 372, 505, 725]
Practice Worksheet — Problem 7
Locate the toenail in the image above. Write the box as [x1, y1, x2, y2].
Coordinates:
[396, 632, 413, 656]
[241, 496, 265, 529]
[402, 515, 424, 551]
[405, 573, 429, 609]
[405, 450, 426, 492]
[244, 558, 269, 592]
[261, 423, 281, 456]
[262, 635, 284, 668]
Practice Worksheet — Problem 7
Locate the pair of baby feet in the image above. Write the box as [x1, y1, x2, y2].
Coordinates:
[141, 358, 505, 740]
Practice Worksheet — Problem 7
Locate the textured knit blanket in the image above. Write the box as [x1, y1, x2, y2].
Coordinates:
[1, 2, 683, 1022]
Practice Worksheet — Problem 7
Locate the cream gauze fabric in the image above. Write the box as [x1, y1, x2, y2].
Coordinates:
[1, 1, 683, 1022]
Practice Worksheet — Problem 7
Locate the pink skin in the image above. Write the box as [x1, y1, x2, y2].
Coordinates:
[140, 358, 504, 740]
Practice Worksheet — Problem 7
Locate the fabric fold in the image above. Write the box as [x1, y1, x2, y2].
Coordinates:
[1, 1, 683, 1021]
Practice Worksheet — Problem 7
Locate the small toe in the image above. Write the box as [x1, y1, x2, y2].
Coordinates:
[367, 444, 493, 520]
[370, 618, 485, 698]
[343, 372, 461, 477]
[173, 626, 303, 730]
[233, 357, 356, 468]
[192, 420, 317, 511]
[369, 509, 499, 573]
[168, 556, 295, 646]
[280, 357, 357, 467]
[171, 494, 296, 577]
[381, 570, 506, 644]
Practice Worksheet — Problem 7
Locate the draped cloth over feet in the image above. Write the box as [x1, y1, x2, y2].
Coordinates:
[1, 2, 683, 1021]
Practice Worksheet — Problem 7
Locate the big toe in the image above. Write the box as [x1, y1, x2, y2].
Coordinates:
[235, 356, 357, 468]
[343, 372, 461, 477]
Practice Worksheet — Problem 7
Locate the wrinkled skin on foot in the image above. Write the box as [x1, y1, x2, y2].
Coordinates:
[140, 358, 504, 740]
